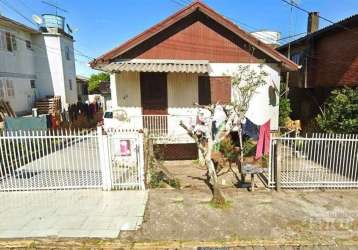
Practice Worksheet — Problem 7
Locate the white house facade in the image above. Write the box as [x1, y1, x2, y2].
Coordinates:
[92, 2, 299, 159]
[0, 15, 77, 114]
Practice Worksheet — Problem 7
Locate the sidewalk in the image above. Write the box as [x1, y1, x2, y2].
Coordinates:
[2, 188, 358, 249]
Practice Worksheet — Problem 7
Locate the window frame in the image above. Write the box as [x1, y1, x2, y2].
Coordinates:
[5, 79, 15, 97]
[30, 79, 36, 89]
[69, 79, 73, 90]
[26, 40, 32, 50]
[65, 46, 70, 60]
[0, 79, 4, 98]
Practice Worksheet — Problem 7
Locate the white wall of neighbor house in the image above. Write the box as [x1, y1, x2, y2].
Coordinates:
[34, 34, 77, 108]
[0, 24, 37, 114]
[209, 63, 281, 130]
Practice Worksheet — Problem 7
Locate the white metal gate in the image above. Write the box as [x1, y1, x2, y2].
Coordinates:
[0, 128, 144, 192]
[268, 134, 358, 189]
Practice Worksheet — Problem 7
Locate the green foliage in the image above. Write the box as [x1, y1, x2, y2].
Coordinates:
[316, 87, 358, 133]
[219, 138, 239, 162]
[242, 139, 256, 157]
[149, 169, 181, 189]
[279, 97, 292, 127]
[88, 72, 109, 94]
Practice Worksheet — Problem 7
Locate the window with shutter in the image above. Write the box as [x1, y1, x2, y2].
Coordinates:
[0, 80, 4, 98]
[11, 34, 17, 51]
[5, 32, 12, 52]
[0, 31, 5, 50]
[6, 80, 14, 97]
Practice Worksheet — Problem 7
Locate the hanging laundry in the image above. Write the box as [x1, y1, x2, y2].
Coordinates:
[255, 120, 270, 160]
[243, 118, 259, 140]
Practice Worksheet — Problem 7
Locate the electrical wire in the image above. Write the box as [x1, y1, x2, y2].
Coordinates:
[0, 0, 36, 26]
[279, 0, 358, 35]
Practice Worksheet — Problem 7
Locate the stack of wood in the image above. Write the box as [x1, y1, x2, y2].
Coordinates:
[0, 100, 16, 123]
[35, 96, 61, 114]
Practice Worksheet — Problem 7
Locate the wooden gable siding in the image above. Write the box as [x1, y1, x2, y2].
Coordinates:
[118, 11, 271, 63]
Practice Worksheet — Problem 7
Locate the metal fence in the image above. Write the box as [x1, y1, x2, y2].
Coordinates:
[0, 128, 145, 192]
[268, 133, 358, 189]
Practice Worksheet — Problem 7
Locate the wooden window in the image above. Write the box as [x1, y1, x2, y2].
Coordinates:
[26, 40, 32, 49]
[198, 76, 231, 105]
[198, 76, 211, 105]
[6, 80, 14, 97]
[0, 80, 4, 98]
[5, 32, 12, 52]
[0, 31, 5, 50]
[210, 76, 231, 104]
[11, 34, 17, 51]
[30, 80, 36, 89]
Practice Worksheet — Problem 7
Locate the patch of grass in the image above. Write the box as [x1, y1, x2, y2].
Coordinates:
[208, 200, 233, 209]
[27, 241, 37, 249]
[172, 198, 184, 204]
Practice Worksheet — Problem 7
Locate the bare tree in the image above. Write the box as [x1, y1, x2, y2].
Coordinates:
[180, 65, 268, 204]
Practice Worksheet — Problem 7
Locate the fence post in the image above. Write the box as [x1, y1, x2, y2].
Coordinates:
[97, 127, 112, 191]
[138, 131, 145, 190]
[274, 140, 282, 191]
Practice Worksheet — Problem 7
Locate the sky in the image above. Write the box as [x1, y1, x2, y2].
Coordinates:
[0, 0, 357, 77]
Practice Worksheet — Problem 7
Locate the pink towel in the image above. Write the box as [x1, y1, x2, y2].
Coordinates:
[255, 120, 270, 160]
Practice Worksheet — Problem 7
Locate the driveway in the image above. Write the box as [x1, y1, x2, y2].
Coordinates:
[0, 190, 148, 238]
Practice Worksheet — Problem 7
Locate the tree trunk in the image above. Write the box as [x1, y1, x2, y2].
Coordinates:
[206, 137, 226, 205]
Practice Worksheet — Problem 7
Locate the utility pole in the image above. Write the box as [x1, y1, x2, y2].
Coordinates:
[285, 0, 298, 97]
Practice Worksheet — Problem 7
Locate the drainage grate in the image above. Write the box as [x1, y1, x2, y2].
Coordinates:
[15, 170, 39, 179]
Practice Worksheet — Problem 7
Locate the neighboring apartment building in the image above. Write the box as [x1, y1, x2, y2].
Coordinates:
[277, 13, 358, 125]
[0, 14, 77, 114]
[76, 75, 89, 102]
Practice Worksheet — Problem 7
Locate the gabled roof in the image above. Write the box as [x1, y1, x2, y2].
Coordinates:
[278, 14, 358, 50]
[91, 1, 299, 71]
[0, 15, 39, 34]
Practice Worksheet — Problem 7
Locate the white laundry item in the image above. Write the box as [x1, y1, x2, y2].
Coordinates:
[245, 84, 273, 126]
[213, 105, 226, 127]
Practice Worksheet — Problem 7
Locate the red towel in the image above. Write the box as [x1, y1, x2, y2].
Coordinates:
[255, 120, 270, 160]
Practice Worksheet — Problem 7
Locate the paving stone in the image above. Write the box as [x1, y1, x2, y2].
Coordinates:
[0, 190, 147, 238]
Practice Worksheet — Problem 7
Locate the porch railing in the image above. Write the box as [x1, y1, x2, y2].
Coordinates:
[125, 115, 196, 143]
[268, 133, 358, 189]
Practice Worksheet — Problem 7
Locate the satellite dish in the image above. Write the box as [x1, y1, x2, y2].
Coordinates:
[32, 15, 43, 25]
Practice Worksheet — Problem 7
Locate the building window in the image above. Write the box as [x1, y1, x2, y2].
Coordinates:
[2, 32, 17, 52]
[26, 40, 32, 49]
[0, 31, 6, 50]
[5, 80, 14, 97]
[69, 79, 73, 90]
[0, 80, 4, 98]
[291, 52, 302, 65]
[30, 80, 36, 88]
[65, 46, 70, 60]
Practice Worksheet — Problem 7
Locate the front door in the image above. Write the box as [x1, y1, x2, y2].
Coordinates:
[140, 72, 167, 115]
[140, 72, 168, 134]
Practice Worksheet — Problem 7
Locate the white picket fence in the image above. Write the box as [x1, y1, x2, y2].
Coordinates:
[268, 133, 358, 189]
[0, 127, 144, 192]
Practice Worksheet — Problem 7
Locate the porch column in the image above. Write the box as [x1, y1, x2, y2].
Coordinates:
[110, 73, 119, 108]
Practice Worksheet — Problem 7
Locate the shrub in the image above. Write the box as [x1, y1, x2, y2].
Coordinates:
[279, 97, 292, 127]
[316, 87, 358, 133]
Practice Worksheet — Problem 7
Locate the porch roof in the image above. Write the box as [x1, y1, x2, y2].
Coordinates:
[100, 59, 209, 74]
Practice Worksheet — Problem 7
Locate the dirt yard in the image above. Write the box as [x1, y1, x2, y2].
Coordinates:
[120, 188, 358, 248]
[162, 160, 267, 190]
